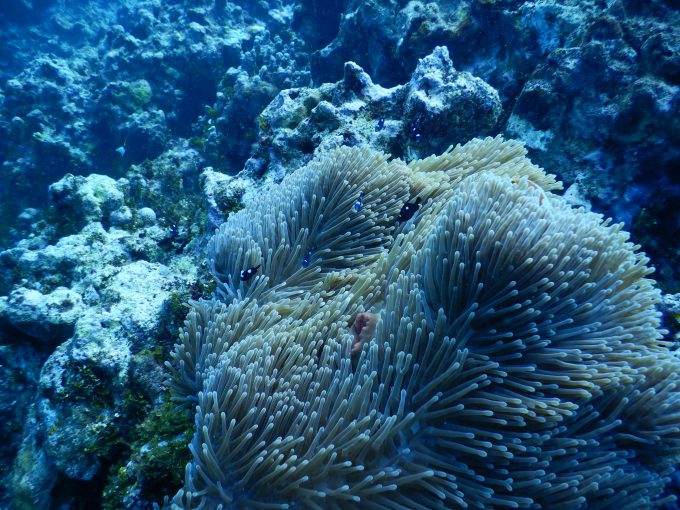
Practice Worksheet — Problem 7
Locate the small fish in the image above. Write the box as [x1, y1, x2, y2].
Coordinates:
[240, 265, 260, 281]
[512, 177, 546, 206]
[398, 197, 422, 222]
[375, 117, 385, 131]
[115, 146, 126, 157]
[353, 191, 365, 212]
[302, 245, 318, 267]
[302, 250, 312, 267]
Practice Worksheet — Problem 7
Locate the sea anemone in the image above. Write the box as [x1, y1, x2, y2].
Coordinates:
[167, 137, 680, 509]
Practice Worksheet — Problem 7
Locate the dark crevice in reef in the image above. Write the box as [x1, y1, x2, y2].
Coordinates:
[49, 470, 108, 510]
[0, 321, 64, 356]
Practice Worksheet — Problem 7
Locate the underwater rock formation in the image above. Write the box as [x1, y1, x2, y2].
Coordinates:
[250, 46, 501, 183]
[506, 7, 680, 288]
[2, 0, 677, 289]
[0, 148, 211, 507]
[0, 0, 302, 226]
[168, 137, 680, 509]
[49, 173, 127, 229]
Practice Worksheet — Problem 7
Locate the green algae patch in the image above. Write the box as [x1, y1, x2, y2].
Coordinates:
[102, 398, 193, 510]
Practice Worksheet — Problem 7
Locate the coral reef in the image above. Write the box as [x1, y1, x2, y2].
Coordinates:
[505, 7, 680, 288]
[2, 0, 677, 284]
[304, 0, 680, 291]
[0, 147, 214, 507]
[1, 0, 679, 507]
[250, 46, 501, 182]
[0, 0, 305, 225]
[0, 341, 45, 502]
[168, 137, 680, 508]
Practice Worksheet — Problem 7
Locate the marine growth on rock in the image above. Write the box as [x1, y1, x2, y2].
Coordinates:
[167, 137, 680, 509]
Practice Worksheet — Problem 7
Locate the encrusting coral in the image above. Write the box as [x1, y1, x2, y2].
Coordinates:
[166, 136, 680, 509]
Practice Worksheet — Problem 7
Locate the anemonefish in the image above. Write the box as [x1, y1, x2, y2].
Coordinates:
[240, 265, 260, 281]
[398, 197, 422, 222]
[353, 191, 365, 212]
[511, 177, 546, 206]
[302, 250, 313, 267]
